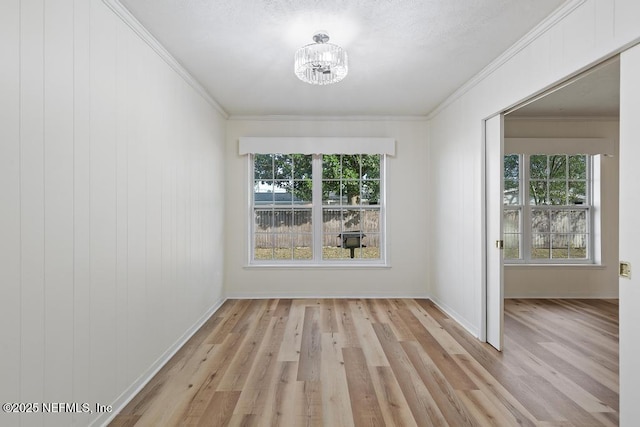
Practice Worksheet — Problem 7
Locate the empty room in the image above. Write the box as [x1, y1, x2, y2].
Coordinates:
[1, 0, 640, 426]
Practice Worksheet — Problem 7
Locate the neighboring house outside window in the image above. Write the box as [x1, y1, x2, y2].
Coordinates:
[503, 153, 592, 263]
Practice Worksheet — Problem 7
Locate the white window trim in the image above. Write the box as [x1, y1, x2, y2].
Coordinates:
[246, 153, 389, 267]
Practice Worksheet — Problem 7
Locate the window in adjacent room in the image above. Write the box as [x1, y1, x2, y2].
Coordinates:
[503, 153, 592, 263]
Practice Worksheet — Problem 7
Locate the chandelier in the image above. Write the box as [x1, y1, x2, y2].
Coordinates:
[294, 32, 348, 85]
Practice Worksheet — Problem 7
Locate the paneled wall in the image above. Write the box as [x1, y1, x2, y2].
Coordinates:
[0, 1, 226, 426]
[428, 0, 640, 335]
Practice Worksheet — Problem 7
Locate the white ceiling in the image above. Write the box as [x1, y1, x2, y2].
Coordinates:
[120, 0, 567, 117]
[509, 58, 620, 118]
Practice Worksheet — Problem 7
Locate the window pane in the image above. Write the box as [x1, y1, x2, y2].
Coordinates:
[254, 154, 273, 180]
[504, 234, 520, 259]
[336, 231, 367, 259]
[548, 155, 567, 179]
[364, 245, 380, 259]
[549, 181, 567, 205]
[504, 154, 519, 180]
[271, 209, 292, 230]
[531, 234, 550, 259]
[293, 155, 312, 179]
[530, 155, 547, 179]
[504, 179, 519, 205]
[504, 209, 520, 260]
[362, 180, 380, 205]
[362, 209, 380, 233]
[342, 180, 361, 205]
[571, 210, 587, 233]
[343, 209, 361, 230]
[274, 155, 293, 180]
[292, 179, 312, 204]
[363, 232, 380, 257]
[293, 234, 312, 260]
[568, 181, 586, 204]
[551, 234, 569, 259]
[294, 209, 312, 232]
[551, 210, 569, 233]
[322, 154, 341, 179]
[504, 209, 520, 233]
[254, 233, 273, 260]
[273, 182, 293, 203]
[323, 247, 350, 259]
[569, 155, 587, 179]
[255, 209, 273, 230]
[273, 234, 293, 259]
[362, 155, 380, 179]
[322, 208, 342, 235]
[341, 155, 361, 180]
[293, 247, 312, 259]
[529, 181, 547, 205]
[569, 234, 588, 259]
[531, 210, 549, 233]
[254, 181, 274, 205]
[322, 180, 343, 205]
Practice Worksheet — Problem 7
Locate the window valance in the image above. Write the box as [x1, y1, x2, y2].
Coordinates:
[504, 138, 614, 155]
[238, 137, 396, 156]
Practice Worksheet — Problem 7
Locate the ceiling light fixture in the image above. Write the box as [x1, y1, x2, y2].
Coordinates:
[294, 32, 348, 85]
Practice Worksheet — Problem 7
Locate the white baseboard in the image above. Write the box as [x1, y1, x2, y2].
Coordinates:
[505, 294, 619, 299]
[429, 296, 480, 338]
[94, 297, 227, 427]
[225, 291, 430, 299]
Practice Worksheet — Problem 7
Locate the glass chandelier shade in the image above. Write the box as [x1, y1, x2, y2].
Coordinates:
[294, 32, 348, 85]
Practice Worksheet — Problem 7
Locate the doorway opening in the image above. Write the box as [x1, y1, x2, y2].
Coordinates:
[485, 56, 620, 350]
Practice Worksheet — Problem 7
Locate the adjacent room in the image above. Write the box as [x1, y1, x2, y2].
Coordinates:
[1, 0, 640, 426]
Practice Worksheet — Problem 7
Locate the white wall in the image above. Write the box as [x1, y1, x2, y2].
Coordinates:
[428, 0, 639, 335]
[619, 43, 640, 427]
[0, 1, 226, 426]
[503, 118, 619, 298]
[224, 119, 429, 298]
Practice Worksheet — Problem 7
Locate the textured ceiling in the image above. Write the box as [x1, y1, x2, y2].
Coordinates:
[120, 0, 566, 117]
[510, 58, 620, 118]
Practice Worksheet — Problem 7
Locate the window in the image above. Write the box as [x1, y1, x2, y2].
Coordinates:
[253, 154, 313, 261]
[504, 154, 591, 263]
[251, 153, 385, 264]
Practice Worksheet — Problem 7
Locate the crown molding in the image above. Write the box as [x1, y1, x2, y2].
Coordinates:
[102, 0, 229, 119]
[227, 114, 428, 122]
[426, 0, 587, 120]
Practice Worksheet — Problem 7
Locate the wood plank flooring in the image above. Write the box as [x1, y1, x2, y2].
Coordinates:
[109, 298, 618, 426]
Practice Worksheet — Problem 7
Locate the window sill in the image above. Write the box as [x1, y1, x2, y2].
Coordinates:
[505, 263, 606, 269]
[244, 262, 391, 269]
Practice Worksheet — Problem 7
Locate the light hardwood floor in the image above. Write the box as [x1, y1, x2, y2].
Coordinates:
[109, 298, 619, 426]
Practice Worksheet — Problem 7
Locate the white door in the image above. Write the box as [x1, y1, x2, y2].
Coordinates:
[485, 114, 504, 351]
[619, 43, 640, 426]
